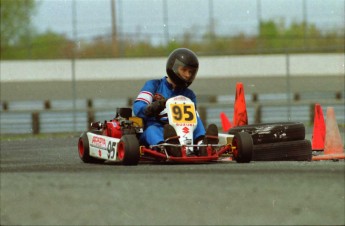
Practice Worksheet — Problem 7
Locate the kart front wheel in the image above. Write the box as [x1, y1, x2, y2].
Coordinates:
[78, 132, 105, 164]
[117, 134, 140, 165]
[232, 132, 253, 163]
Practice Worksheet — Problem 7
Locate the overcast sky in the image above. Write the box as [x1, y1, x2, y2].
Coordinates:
[33, 0, 345, 44]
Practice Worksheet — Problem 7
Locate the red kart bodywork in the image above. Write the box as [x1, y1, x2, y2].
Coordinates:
[139, 145, 231, 163]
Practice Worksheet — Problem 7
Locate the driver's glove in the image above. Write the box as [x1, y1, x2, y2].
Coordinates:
[145, 99, 166, 117]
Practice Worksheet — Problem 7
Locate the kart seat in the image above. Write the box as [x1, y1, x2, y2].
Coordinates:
[116, 107, 144, 128]
[116, 107, 132, 119]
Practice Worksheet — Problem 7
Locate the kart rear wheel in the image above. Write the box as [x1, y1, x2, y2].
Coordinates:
[252, 139, 312, 161]
[232, 132, 253, 163]
[78, 132, 105, 164]
[228, 122, 305, 145]
[117, 134, 140, 165]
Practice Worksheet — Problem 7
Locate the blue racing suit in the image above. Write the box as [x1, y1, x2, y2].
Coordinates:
[133, 76, 206, 146]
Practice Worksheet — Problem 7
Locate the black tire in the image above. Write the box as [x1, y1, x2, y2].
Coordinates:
[229, 122, 305, 145]
[117, 134, 140, 165]
[78, 132, 105, 164]
[253, 139, 312, 161]
[232, 132, 253, 163]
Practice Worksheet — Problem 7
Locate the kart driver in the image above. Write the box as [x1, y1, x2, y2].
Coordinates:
[133, 48, 218, 156]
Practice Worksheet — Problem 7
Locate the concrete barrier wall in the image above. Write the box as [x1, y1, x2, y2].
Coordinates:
[1, 53, 344, 101]
[1, 53, 344, 81]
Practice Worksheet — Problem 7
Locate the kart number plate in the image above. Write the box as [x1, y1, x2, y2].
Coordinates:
[169, 103, 196, 124]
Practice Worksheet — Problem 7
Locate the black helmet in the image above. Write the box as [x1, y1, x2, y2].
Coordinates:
[166, 48, 199, 88]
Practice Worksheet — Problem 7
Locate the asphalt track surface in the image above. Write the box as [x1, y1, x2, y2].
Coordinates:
[1, 134, 344, 226]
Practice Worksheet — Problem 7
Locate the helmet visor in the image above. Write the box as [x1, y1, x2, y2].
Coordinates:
[172, 59, 198, 83]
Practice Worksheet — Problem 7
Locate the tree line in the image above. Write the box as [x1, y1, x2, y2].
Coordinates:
[1, 0, 344, 60]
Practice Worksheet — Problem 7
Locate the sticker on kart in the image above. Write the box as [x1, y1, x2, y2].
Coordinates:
[169, 103, 197, 124]
[166, 96, 198, 146]
[87, 133, 121, 161]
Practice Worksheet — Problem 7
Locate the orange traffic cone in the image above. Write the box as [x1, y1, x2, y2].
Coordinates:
[311, 104, 325, 151]
[324, 107, 344, 155]
[233, 82, 248, 127]
[220, 112, 232, 132]
[312, 107, 345, 160]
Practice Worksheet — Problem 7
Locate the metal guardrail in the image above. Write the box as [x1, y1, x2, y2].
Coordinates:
[0, 98, 344, 135]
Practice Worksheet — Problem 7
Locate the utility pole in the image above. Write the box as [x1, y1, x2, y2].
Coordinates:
[208, 0, 215, 40]
[257, 0, 262, 53]
[302, 0, 308, 50]
[163, 0, 169, 44]
[111, 0, 118, 57]
[25, 0, 32, 58]
[118, 0, 123, 56]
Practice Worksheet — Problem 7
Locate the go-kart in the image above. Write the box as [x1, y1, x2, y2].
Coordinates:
[78, 95, 253, 165]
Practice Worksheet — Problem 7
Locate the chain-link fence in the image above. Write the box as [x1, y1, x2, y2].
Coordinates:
[2, 0, 344, 59]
